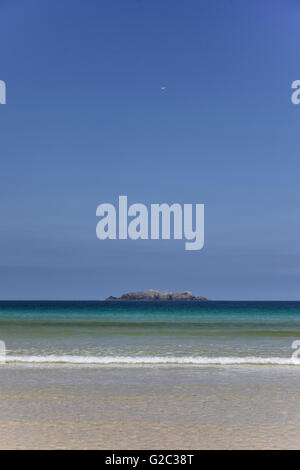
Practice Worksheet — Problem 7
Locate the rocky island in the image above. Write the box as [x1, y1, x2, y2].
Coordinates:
[106, 289, 208, 301]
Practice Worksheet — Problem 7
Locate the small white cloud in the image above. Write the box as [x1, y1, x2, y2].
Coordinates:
[160, 86, 166, 91]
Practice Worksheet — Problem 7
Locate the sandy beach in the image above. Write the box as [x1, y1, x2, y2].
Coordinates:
[0, 364, 299, 449]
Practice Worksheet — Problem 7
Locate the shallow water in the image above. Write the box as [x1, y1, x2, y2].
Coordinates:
[0, 365, 299, 449]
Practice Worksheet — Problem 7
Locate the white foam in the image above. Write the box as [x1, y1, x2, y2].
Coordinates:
[4, 355, 300, 365]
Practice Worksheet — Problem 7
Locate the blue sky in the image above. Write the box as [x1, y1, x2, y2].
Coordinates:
[0, 0, 299, 300]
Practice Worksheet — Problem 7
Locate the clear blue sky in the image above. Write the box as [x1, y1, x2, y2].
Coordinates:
[0, 0, 299, 300]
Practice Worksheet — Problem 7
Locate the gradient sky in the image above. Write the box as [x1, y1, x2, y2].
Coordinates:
[0, 0, 300, 300]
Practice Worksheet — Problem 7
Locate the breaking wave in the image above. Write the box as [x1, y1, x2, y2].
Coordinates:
[4, 355, 300, 365]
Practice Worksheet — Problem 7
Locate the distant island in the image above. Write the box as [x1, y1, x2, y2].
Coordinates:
[106, 289, 208, 301]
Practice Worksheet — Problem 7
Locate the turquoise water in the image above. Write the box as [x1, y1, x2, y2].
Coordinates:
[0, 301, 300, 364]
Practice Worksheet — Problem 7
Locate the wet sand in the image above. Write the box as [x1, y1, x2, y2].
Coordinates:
[0, 365, 299, 449]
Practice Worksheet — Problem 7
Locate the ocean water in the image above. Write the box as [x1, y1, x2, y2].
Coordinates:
[0, 301, 300, 365]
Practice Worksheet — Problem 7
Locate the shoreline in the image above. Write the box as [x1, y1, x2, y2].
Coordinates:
[1, 362, 300, 368]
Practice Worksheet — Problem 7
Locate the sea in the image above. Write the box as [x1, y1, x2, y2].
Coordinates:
[0, 300, 300, 366]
